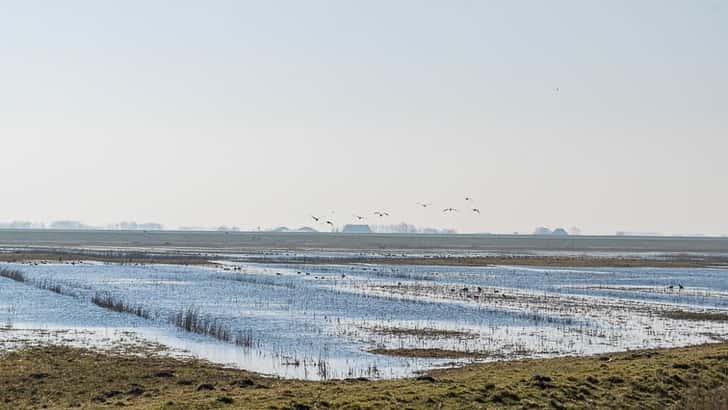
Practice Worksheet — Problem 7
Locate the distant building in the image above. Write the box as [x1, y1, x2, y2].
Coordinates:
[114, 221, 163, 231]
[216, 226, 240, 232]
[0, 221, 35, 229]
[342, 224, 372, 233]
[49, 220, 92, 230]
[533, 226, 569, 236]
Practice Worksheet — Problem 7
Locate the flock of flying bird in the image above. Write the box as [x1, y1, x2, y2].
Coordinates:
[310, 197, 481, 229]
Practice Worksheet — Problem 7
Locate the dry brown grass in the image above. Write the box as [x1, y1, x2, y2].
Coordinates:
[367, 347, 489, 359]
[0, 251, 212, 266]
[663, 310, 728, 322]
[247, 255, 719, 268]
[363, 325, 478, 339]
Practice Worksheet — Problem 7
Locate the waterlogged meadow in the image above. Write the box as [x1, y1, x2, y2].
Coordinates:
[1, 258, 727, 380]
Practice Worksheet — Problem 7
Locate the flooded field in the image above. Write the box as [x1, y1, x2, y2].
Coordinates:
[2, 257, 728, 380]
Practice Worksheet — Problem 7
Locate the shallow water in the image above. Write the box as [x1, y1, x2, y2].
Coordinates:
[1, 260, 727, 380]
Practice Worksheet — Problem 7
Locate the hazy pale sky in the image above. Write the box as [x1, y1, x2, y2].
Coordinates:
[1, 1, 726, 234]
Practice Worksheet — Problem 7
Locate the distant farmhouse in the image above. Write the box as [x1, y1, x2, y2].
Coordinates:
[342, 224, 372, 233]
[269, 226, 319, 233]
[533, 227, 569, 236]
[49, 220, 93, 230]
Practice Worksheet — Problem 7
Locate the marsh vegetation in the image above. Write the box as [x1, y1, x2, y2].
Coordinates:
[91, 292, 152, 319]
[2, 254, 728, 381]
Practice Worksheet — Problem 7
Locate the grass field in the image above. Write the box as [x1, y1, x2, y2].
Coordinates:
[254, 255, 724, 268]
[3, 250, 727, 269]
[2, 343, 728, 409]
[0, 251, 212, 266]
[3, 230, 728, 253]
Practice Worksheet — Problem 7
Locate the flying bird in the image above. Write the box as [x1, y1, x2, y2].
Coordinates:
[373, 211, 390, 217]
[353, 214, 366, 221]
[325, 220, 334, 227]
[311, 215, 321, 222]
[443, 208, 458, 213]
[417, 202, 432, 208]
[465, 197, 474, 202]
[472, 208, 481, 214]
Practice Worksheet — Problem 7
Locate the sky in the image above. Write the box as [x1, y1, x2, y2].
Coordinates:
[1, 1, 727, 235]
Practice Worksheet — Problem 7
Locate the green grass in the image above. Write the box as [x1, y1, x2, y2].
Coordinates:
[2, 343, 728, 409]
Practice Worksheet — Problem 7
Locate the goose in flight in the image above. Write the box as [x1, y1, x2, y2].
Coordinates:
[373, 211, 390, 217]
[465, 197, 474, 202]
[353, 214, 366, 221]
[417, 202, 432, 208]
[325, 220, 335, 227]
[443, 208, 458, 213]
[311, 215, 321, 222]
[472, 208, 481, 214]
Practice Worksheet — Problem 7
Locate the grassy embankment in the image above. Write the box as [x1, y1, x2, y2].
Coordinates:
[241, 255, 727, 269]
[0, 251, 211, 266]
[4, 249, 728, 268]
[1, 343, 728, 409]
